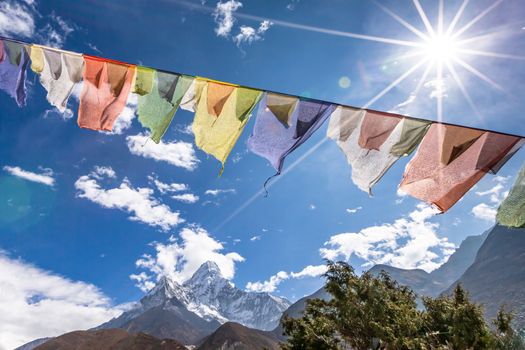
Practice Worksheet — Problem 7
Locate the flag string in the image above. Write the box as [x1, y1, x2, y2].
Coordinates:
[0, 34, 523, 140]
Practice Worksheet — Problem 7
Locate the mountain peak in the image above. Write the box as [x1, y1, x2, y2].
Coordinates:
[188, 261, 224, 283]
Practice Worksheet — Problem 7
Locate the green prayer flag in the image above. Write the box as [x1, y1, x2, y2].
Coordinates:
[137, 72, 193, 143]
[236, 87, 262, 122]
[390, 118, 432, 157]
[133, 66, 155, 96]
[497, 163, 525, 228]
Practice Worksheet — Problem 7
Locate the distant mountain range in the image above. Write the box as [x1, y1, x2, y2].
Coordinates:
[447, 225, 525, 328]
[98, 261, 290, 344]
[20, 224, 525, 349]
[369, 229, 489, 297]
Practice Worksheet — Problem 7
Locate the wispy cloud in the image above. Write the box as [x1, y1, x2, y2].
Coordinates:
[346, 206, 362, 214]
[213, 0, 242, 37]
[75, 167, 183, 231]
[471, 176, 510, 222]
[131, 226, 244, 291]
[126, 134, 199, 171]
[148, 176, 189, 194]
[0, 251, 120, 349]
[0, 0, 35, 38]
[3, 165, 55, 186]
[250, 235, 261, 241]
[233, 20, 273, 46]
[245, 264, 326, 293]
[205, 188, 236, 196]
[172, 193, 199, 204]
[213, 0, 272, 47]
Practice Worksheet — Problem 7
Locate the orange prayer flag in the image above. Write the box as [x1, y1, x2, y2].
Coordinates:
[206, 82, 235, 117]
[78, 56, 135, 131]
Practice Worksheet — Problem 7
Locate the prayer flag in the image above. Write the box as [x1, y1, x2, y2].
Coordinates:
[497, 162, 525, 228]
[0, 40, 29, 106]
[248, 94, 333, 173]
[132, 66, 154, 96]
[137, 70, 193, 143]
[193, 80, 261, 173]
[399, 124, 522, 212]
[327, 107, 431, 193]
[78, 56, 135, 131]
[30, 45, 84, 112]
[266, 93, 298, 127]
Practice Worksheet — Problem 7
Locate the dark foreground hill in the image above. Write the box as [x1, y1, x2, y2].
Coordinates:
[33, 329, 186, 350]
[198, 322, 281, 350]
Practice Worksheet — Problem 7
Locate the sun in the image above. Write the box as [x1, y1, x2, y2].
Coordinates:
[423, 34, 458, 63]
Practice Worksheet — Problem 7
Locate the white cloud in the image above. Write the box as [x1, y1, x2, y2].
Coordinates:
[3, 166, 55, 186]
[471, 176, 510, 222]
[471, 203, 497, 222]
[0, 1, 35, 38]
[213, 0, 242, 37]
[171, 193, 199, 204]
[320, 204, 455, 273]
[126, 134, 199, 171]
[148, 176, 188, 194]
[424, 78, 448, 100]
[132, 226, 244, 290]
[0, 252, 120, 349]
[0, 2, 74, 48]
[246, 271, 288, 293]
[233, 20, 273, 46]
[309, 204, 316, 210]
[92, 166, 116, 179]
[74, 167, 183, 231]
[290, 264, 327, 279]
[250, 235, 261, 241]
[213, 1, 272, 47]
[205, 188, 236, 196]
[38, 11, 75, 48]
[245, 264, 326, 293]
[346, 206, 362, 214]
[42, 107, 74, 121]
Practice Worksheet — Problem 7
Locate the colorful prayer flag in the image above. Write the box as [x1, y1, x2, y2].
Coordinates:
[327, 107, 431, 194]
[137, 70, 193, 143]
[399, 124, 522, 212]
[0, 40, 29, 107]
[497, 162, 525, 228]
[193, 80, 261, 173]
[30, 45, 84, 112]
[247, 94, 333, 173]
[266, 93, 298, 127]
[77, 56, 135, 131]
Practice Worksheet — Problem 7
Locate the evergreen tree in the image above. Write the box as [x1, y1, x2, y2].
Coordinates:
[282, 261, 521, 350]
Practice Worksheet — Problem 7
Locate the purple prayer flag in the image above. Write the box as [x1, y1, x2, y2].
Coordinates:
[247, 93, 334, 173]
[0, 40, 29, 107]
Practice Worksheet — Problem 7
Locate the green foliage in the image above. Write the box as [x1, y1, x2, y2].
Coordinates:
[282, 261, 522, 350]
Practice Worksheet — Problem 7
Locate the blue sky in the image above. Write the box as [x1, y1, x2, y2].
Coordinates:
[1, 0, 525, 347]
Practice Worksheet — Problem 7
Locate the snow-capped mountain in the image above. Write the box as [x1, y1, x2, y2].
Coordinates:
[98, 261, 290, 344]
[184, 261, 291, 330]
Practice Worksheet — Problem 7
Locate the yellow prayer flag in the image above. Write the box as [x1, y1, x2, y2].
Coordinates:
[29, 45, 45, 74]
[193, 82, 262, 174]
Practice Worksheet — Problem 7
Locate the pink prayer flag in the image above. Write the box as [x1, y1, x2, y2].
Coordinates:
[400, 124, 521, 212]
